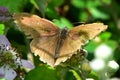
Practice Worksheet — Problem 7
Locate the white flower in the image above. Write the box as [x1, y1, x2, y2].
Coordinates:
[86, 78, 94, 80]
[107, 78, 120, 80]
[108, 60, 119, 71]
[95, 44, 112, 60]
[90, 59, 105, 71]
[105, 60, 119, 77]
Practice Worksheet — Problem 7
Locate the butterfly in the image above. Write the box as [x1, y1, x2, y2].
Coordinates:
[13, 13, 108, 67]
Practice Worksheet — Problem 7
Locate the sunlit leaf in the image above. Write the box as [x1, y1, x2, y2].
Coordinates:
[0, 24, 5, 34]
[99, 32, 112, 41]
[88, 71, 99, 80]
[53, 17, 73, 29]
[0, 78, 6, 80]
[86, 0, 101, 8]
[70, 70, 82, 80]
[71, 0, 85, 8]
[88, 7, 109, 19]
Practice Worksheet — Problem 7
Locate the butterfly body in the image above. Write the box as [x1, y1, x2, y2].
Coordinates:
[13, 13, 108, 67]
[54, 27, 68, 59]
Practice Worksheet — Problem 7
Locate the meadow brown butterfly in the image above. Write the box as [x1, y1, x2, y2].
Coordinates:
[13, 13, 108, 67]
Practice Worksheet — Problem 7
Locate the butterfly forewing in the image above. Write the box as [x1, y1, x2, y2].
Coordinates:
[69, 23, 108, 44]
[55, 23, 108, 66]
[13, 13, 59, 38]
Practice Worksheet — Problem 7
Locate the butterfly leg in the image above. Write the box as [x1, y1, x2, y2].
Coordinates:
[77, 48, 88, 58]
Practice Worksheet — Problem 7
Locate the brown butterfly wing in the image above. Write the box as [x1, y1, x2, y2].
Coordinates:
[55, 23, 108, 66]
[30, 35, 59, 66]
[68, 23, 108, 44]
[13, 13, 59, 38]
[13, 13, 60, 66]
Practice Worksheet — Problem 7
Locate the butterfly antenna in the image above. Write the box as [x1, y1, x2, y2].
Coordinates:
[72, 22, 86, 26]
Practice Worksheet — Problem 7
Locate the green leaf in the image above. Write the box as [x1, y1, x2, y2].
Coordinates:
[89, 7, 109, 19]
[84, 40, 99, 53]
[46, 8, 60, 19]
[71, 0, 85, 8]
[102, 0, 111, 5]
[88, 71, 99, 80]
[79, 12, 88, 21]
[70, 70, 82, 80]
[106, 40, 117, 51]
[0, 0, 27, 12]
[45, 0, 63, 19]
[86, 0, 101, 8]
[25, 65, 57, 80]
[53, 17, 73, 29]
[30, 0, 39, 9]
[30, 0, 48, 17]
[48, 0, 64, 7]
[0, 24, 5, 34]
[99, 32, 112, 41]
[0, 78, 6, 80]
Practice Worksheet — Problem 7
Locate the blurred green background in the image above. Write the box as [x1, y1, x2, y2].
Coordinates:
[0, 0, 120, 80]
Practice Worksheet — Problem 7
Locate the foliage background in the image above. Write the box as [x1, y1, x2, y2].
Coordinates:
[0, 0, 120, 80]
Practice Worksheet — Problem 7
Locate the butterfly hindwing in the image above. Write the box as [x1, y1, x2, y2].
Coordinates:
[30, 35, 59, 66]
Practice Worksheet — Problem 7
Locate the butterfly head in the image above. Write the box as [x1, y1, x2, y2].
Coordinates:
[60, 27, 69, 39]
